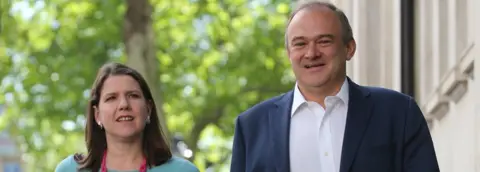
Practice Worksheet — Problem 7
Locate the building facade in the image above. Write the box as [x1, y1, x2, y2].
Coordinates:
[311, 0, 480, 171]
[0, 131, 22, 172]
[0, 105, 23, 172]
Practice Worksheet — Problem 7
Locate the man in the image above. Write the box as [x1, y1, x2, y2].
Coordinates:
[230, 2, 439, 172]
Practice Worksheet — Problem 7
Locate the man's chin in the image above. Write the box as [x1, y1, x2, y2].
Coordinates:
[299, 79, 329, 88]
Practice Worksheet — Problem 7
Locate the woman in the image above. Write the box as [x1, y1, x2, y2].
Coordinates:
[55, 63, 198, 172]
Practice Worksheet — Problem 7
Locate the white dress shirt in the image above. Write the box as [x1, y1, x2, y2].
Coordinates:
[289, 79, 349, 172]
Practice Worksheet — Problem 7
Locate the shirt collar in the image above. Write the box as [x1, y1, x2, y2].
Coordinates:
[291, 78, 349, 117]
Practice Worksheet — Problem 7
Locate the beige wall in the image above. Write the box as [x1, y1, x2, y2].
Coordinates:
[340, 0, 402, 91]
[328, 0, 479, 171]
[414, 0, 478, 171]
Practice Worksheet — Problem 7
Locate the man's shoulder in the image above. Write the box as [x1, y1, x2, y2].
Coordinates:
[361, 85, 414, 107]
[55, 154, 80, 172]
[364, 86, 412, 99]
[237, 92, 290, 120]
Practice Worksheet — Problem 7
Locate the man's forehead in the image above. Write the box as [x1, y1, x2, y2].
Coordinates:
[291, 5, 336, 24]
[286, 8, 338, 37]
[296, 4, 335, 13]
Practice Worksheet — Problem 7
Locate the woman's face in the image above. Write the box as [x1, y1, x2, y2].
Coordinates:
[94, 75, 151, 140]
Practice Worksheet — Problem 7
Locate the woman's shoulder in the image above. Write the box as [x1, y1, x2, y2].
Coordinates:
[55, 154, 80, 172]
[150, 156, 199, 172]
[54, 155, 198, 172]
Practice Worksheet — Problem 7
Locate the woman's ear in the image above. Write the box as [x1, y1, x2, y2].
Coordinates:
[147, 101, 153, 115]
[94, 106, 101, 125]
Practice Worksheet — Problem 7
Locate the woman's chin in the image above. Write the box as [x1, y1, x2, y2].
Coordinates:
[108, 130, 143, 141]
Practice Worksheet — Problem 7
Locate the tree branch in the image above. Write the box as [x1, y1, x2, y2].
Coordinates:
[186, 106, 225, 161]
[185, 85, 288, 162]
[214, 150, 232, 169]
[124, 0, 169, 139]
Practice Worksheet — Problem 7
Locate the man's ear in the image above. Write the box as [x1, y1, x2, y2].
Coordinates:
[286, 47, 292, 62]
[346, 39, 357, 61]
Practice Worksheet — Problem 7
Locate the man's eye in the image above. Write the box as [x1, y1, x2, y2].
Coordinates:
[293, 42, 306, 46]
[317, 40, 333, 44]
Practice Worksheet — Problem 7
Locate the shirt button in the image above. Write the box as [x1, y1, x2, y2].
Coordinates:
[324, 152, 329, 156]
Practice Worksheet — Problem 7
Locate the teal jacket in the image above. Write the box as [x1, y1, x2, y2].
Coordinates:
[55, 155, 199, 172]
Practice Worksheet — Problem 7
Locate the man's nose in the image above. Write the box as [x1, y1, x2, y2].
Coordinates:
[305, 43, 320, 58]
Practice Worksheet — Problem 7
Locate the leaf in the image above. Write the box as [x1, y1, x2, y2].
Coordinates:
[276, 3, 290, 14]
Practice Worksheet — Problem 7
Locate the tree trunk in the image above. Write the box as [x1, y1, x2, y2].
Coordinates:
[123, 0, 169, 138]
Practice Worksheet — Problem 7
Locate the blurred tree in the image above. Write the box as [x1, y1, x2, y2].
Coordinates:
[123, 0, 169, 138]
[0, 0, 294, 171]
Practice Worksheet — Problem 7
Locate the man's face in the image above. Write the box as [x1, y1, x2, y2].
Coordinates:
[286, 7, 355, 89]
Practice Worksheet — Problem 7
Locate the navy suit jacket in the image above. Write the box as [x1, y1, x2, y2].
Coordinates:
[230, 79, 439, 172]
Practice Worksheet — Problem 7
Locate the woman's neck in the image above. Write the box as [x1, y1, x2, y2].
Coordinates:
[105, 137, 145, 170]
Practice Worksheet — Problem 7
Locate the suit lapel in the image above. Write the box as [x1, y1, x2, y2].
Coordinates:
[340, 79, 374, 172]
[270, 91, 293, 172]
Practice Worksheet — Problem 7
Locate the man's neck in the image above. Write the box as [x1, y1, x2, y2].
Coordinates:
[299, 77, 345, 108]
[105, 136, 145, 170]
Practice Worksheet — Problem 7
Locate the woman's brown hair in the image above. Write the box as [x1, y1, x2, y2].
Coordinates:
[74, 62, 172, 171]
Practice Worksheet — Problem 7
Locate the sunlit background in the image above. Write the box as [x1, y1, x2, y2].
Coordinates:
[1, 0, 480, 172]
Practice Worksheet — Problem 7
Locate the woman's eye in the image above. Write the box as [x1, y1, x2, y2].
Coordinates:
[128, 94, 140, 98]
[105, 96, 115, 101]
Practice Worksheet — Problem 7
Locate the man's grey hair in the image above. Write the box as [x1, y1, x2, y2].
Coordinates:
[284, 1, 354, 48]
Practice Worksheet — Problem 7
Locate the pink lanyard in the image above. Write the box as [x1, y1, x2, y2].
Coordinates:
[101, 150, 147, 172]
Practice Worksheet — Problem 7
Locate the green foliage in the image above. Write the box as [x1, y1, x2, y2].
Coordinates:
[0, 0, 294, 171]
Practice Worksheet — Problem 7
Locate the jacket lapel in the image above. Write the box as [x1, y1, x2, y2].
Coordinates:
[270, 91, 294, 172]
[340, 79, 374, 172]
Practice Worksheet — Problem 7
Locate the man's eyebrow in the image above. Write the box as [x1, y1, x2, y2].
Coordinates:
[317, 34, 334, 39]
[291, 34, 335, 43]
[291, 36, 306, 43]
